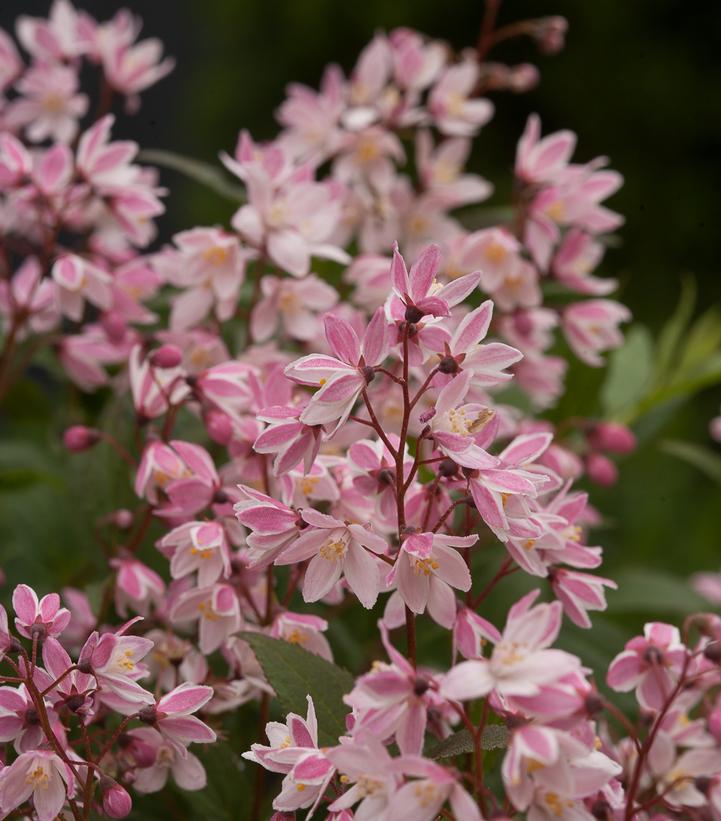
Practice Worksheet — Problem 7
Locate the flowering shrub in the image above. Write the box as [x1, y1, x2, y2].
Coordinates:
[0, 2, 720, 819]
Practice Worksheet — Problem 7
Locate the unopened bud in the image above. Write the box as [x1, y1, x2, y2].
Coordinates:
[63, 426, 100, 453]
[204, 409, 234, 446]
[438, 355, 459, 374]
[149, 344, 183, 369]
[101, 311, 127, 343]
[585, 452, 618, 487]
[533, 16, 568, 55]
[101, 778, 132, 819]
[703, 641, 721, 663]
[507, 63, 540, 93]
[588, 422, 637, 455]
[112, 509, 134, 530]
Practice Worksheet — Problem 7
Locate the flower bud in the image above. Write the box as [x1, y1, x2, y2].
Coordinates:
[588, 422, 636, 455]
[112, 509, 134, 529]
[63, 426, 100, 453]
[204, 409, 234, 446]
[508, 63, 540, 93]
[533, 16, 568, 55]
[149, 344, 183, 369]
[585, 452, 618, 486]
[101, 779, 132, 819]
[101, 311, 127, 343]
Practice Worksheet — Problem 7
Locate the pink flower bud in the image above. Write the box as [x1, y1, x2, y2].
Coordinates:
[585, 452, 618, 486]
[533, 16, 568, 55]
[112, 509, 134, 529]
[101, 311, 127, 343]
[149, 344, 183, 369]
[63, 426, 100, 453]
[508, 63, 540, 93]
[204, 409, 234, 446]
[588, 422, 636, 454]
[101, 780, 132, 818]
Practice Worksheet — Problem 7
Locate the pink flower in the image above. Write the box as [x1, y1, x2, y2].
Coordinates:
[157, 521, 231, 587]
[160, 227, 251, 329]
[390, 243, 480, 322]
[0, 257, 59, 337]
[243, 695, 335, 813]
[563, 299, 630, 366]
[234, 485, 301, 566]
[16, 0, 85, 61]
[35, 638, 95, 719]
[607, 622, 688, 710]
[467, 431, 552, 541]
[285, 308, 392, 433]
[170, 583, 242, 654]
[441, 590, 582, 700]
[253, 405, 323, 476]
[388, 532, 476, 628]
[12, 584, 71, 640]
[128, 727, 208, 793]
[110, 558, 166, 618]
[386, 756, 482, 821]
[344, 624, 441, 754]
[78, 620, 155, 714]
[550, 568, 616, 629]
[139, 682, 216, 749]
[8, 62, 87, 144]
[325, 737, 401, 818]
[515, 114, 576, 185]
[552, 228, 616, 295]
[0, 684, 47, 751]
[416, 130, 492, 208]
[96, 12, 175, 99]
[441, 300, 523, 383]
[251, 274, 338, 342]
[0, 749, 75, 821]
[224, 135, 349, 276]
[429, 59, 494, 137]
[270, 612, 333, 660]
[453, 607, 501, 660]
[128, 344, 190, 420]
[276, 509, 387, 608]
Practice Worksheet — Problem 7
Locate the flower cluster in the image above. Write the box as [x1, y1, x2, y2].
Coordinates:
[0, 2, 717, 820]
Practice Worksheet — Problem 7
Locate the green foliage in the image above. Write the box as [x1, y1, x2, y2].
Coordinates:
[428, 725, 509, 759]
[241, 632, 353, 745]
[139, 149, 246, 204]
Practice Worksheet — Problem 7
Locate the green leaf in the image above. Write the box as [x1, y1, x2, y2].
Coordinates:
[139, 148, 246, 203]
[241, 632, 353, 746]
[610, 568, 708, 615]
[653, 276, 696, 382]
[0, 466, 60, 491]
[601, 325, 654, 417]
[428, 725, 508, 759]
[661, 439, 721, 483]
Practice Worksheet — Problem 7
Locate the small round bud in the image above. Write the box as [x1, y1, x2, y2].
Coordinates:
[377, 469, 395, 486]
[77, 659, 93, 675]
[204, 409, 234, 446]
[149, 344, 183, 369]
[508, 63, 540, 93]
[438, 356, 459, 374]
[101, 779, 133, 819]
[112, 509, 134, 530]
[585, 452, 618, 487]
[404, 305, 424, 325]
[588, 422, 637, 455]
[101, 311, 127, 344]
[64, 693, 86, 713]
[213, 489, 229, 505]
[533, 16, 568, 55]
[63, 426, 101, 453]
